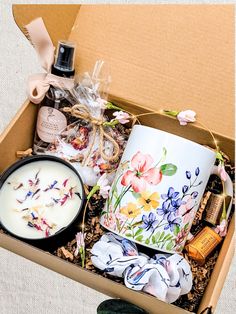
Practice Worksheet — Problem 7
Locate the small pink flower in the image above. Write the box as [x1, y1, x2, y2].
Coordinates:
[121, 151, 162, 193]
[97, 98, 108, 109]
[97, 173, 111, 199]
[214, 219, 227, 237]
[70, 126, 89, 150]
[75, 232, 86, 256]
[178, 196, 195, 223]
[218, 163, 227, 182]
[177, 110, 196, 126]
[113, 111, 130, 124]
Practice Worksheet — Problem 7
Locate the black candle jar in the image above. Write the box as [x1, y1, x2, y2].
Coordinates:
[0, 155, 85, 248]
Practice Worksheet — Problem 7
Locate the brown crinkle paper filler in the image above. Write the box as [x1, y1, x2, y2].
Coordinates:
[59, 247, 74, 261]
[16, 148, 33, 158]
[0, 137, 233, 313]
[51, 149, 234, 313]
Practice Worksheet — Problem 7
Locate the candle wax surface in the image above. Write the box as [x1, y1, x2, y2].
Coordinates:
[0, 160, 83, 239]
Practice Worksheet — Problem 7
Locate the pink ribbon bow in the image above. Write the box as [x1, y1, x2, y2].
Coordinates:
[25, 17, 74, 104]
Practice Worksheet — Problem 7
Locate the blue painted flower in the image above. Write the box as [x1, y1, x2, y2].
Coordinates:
[191, 191, 198, 198]
[157, 200, 176, 217]
[182, 185, 188, 193]
[171, 198, 182, 208]
[158, 187, 182, 217]
[161, 187, 179, 202]
[195, 167, 200, 176]
[164, 213, 182, 232]
[140, 212, 159, 231]
[186, 171, 191, 179]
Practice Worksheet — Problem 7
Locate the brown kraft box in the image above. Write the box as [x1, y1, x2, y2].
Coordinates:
[0, 5, 234, 314]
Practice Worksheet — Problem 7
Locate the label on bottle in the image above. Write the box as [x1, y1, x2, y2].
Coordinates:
[185, 226, 222, 265]
[36, 106, 67, 143]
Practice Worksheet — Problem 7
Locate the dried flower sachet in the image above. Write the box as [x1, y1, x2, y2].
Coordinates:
[45, 61, 130, 186]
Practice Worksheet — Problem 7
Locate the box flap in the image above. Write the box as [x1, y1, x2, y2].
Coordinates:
[69, 5, 234, 138]
[13, 5, 234, 138]
[13, 4, 80, 46]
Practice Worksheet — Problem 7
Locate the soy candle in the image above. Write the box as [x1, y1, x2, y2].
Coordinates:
[0, 156, 84, 240]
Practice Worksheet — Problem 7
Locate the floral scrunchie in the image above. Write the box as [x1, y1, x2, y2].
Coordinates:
[91, 232, 192, 303]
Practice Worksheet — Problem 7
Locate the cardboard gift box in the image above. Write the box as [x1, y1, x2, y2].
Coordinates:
[0, 4, 234, 314]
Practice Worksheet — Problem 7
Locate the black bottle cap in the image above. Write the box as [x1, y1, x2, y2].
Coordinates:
[51, 40, 76, 78]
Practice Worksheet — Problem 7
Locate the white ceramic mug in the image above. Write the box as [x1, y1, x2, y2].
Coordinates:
[100, 125, 233, 253]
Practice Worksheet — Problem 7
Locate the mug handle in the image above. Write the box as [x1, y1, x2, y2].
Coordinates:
[187, 165, 234, 241]
[210, 165, 233, 220]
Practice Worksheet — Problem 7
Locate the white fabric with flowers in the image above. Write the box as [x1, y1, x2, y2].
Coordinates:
[91, 232, 192, 303]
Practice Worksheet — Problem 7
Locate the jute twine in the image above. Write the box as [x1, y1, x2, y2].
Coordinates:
[63, 104, 120, 166]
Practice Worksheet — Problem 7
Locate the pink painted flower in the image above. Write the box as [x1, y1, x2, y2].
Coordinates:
[97, 173, 111, 199]
[218, 163, 227, 182]
[175, 228, 188, 245]
[74, 232, 86, 256]
[121, 151, 162, 193]
[178, 196, 195, 223]
[214, 219, 227, 237]
[177, 110, 196, 126]
[113, 111, 130, 124]
[103, 214, 117, 230]
[103, 212, 126, 231]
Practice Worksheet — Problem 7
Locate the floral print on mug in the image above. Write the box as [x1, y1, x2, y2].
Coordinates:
[101, 150, 202, 252]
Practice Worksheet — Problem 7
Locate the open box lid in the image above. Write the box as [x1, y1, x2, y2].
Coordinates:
[0, 5, 233, 314]
[13, 4, 234, 139]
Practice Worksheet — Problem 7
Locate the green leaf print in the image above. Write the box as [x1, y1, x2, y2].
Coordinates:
[173, 225, 181, 236]
[160, 163, 177, 176]
[135, 235, 143, 242]
[166, 240, 175, 251]
[134, 228, 143, 237]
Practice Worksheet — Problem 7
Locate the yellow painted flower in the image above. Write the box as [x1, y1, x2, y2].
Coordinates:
[120, 202, 141, 218]
[138, 191, 160, 211]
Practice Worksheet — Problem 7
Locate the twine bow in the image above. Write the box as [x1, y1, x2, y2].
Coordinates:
[24, 17, 74, 104]
[63, 104, 120, 166]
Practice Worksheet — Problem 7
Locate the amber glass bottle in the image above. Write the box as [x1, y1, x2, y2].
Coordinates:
[34, 40, 76, 154]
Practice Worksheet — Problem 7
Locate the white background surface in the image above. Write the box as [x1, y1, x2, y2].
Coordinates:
[0, 1, 235, 313]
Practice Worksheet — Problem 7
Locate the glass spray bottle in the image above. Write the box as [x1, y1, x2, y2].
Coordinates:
[34, 40, 76, 154]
